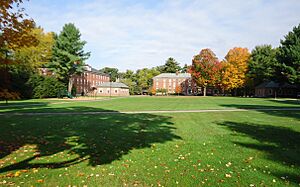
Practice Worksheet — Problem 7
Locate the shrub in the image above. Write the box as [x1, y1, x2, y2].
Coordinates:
[28, 75, 66, 98]
[0, 89, 20, 104]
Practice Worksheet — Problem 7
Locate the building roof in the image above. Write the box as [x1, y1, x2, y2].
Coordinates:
[97, 82, 129, 88]
[83, 64, 109, 77]
[153, 73, 191, 79]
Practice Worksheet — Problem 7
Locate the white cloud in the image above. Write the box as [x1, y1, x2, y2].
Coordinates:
[24, 0, 300, 71]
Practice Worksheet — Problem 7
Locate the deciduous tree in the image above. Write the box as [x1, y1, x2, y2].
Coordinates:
[221, 47, 250, 92]
[0, 89, 20, 104]
[0, 0, 37, 101]
[99, 67, 119, 82]
[190, 48, 221, 96]
[135, 68, 160, 92]
[175, 85, 182, 95]
[14, 27, 54, 69]
[0, 0, 36, 54]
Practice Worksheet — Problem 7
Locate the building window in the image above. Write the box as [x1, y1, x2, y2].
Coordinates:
[115, 90, 117, 93]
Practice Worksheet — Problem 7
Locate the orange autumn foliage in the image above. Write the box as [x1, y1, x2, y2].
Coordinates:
[221, 47, 250, 91]
[175, 85, 182, 95]
[0, 0, 37, 65]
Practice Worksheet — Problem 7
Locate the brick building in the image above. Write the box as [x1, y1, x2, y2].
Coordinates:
[72, 65, 110, 95]
[96, 82, 129, 96]
[255, 81, 298, 98]
[152, 73, 198, 95]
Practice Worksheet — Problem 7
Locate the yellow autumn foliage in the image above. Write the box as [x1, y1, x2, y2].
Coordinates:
[221, 47, 250, 91]
[14, 28, 54, 69]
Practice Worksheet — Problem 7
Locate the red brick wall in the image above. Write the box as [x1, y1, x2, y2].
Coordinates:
[153, 77, 198, 95]
[72, 72, 110, 94]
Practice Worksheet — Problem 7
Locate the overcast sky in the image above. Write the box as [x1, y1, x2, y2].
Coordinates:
[23, 0, 300, 71]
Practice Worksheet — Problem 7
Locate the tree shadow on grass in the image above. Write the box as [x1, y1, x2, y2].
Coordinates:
[0, 106, 181, 173]
[220, 103, 300, 120]
[217, 121, 300, 184]
[0, 101, 49, 108]
[270, 99, 300, 106]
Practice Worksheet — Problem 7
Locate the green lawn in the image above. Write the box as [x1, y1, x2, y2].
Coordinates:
[0, 96, 299, 113]
[0, 97, 299, 186]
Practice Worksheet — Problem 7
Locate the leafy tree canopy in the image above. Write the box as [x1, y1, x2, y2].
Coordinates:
[277, 23, 300, 84]
[135, 68, 160, 90]
[99, 67, 119, 82]
[190, 48, 221, 96]
[14, 27, 54, 70]
[0, 0, 37, 58]
[248, 45, 278, 85]
[221, 47, 250, 91]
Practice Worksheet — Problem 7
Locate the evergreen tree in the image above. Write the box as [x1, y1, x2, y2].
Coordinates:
[181, 64, 188, 73]
[248, 45, 278, 85]
[47, 23, 90, 93]
[161, 57, 181, 73]
[277, 23, 300, 84]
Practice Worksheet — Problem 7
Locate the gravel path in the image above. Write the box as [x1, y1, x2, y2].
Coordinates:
[1, 108, 299, 115]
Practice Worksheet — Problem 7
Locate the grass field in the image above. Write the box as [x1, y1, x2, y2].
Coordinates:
[0, 96, 299, 186]
[0, 96, 299, 113]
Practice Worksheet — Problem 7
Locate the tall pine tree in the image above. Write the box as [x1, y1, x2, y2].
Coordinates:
[162, 57, 181, 73]
[48, 23, 90, 94]
[277, 23, 300, 85]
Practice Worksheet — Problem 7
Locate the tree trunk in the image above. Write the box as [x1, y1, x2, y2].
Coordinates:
[203, 86, 207, 96]
[68, 77, 73, 94]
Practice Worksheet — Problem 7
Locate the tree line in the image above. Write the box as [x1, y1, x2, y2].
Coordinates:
[102, 22, 300, 96]
[190, 24, 300, 96]
[0, 1, 90, 101]
[108, 25, 300, 96]
[99, 57, 188, 95]
[1, 1, 299, 101]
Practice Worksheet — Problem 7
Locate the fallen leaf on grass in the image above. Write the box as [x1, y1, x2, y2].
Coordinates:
[14, 171, 21, 177]
[225, 174, 232, 178]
